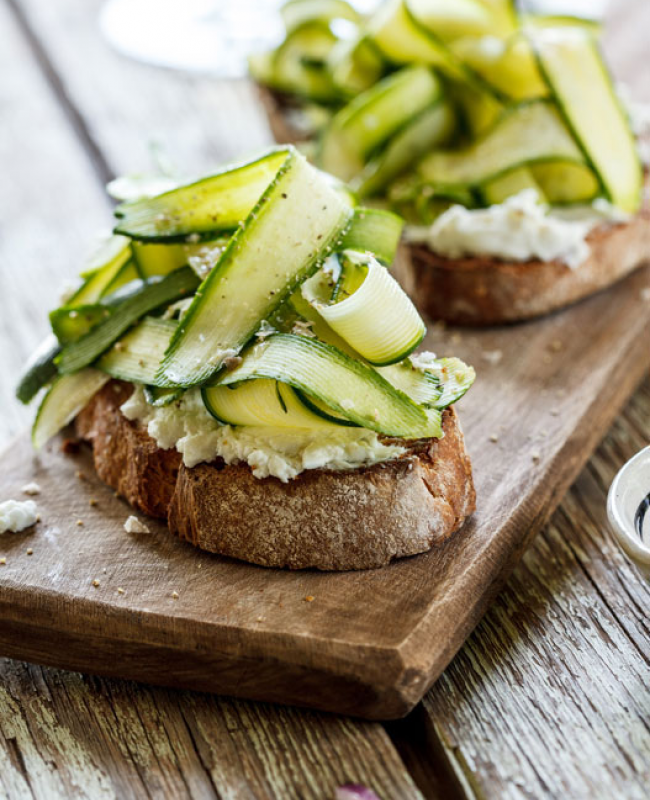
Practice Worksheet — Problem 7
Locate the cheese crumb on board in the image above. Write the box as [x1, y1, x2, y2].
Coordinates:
[0, 500, 38, 533]
[21, 482, 41, 496]
[124, 515, 150, 534]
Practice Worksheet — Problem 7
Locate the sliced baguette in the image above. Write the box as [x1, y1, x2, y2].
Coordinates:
[259, 87, 650, 325]
[75, 381, 475, 571]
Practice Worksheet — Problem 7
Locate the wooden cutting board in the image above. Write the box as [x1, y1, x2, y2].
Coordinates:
[0, 263, 648, 721]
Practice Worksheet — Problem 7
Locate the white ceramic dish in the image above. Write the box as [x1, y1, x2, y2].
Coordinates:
[607, 446, 650, 578]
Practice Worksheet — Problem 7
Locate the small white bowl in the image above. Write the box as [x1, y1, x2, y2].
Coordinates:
[607, 446, 650, 579]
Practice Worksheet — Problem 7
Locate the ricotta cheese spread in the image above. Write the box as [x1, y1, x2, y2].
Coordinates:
[405, 190, 629, 269]
[120, 387, 406, 482]
[0, 499, 38, 533]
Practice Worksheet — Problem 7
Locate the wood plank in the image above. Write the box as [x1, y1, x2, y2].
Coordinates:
[0, 657, 423, 800]
[417, 377, 650, 800]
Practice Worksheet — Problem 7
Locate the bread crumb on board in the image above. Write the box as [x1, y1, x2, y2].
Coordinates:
[304, 595, 315, 603]
[21, 482, 41, 496]
[124, 515, 150, 534]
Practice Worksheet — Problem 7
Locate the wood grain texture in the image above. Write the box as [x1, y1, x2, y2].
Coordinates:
[0, 256, 648, 720]
[0, 0, 648, 795]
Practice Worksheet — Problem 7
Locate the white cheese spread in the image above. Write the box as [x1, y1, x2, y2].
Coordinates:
[120, 387, 406, 483]
[405, 190, 629, 269]
[0, 499, 38, 533]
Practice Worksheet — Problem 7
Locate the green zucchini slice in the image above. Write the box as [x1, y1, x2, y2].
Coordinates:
[531, 162, 600, 204]
[50, 305, 113, 345]
[417, 100, 585, 189]
[66, 235, 134, 307]
[16, 336, 61, 405]
[203, 378, 344, 429]
[97, 317, 177, 386]
[303, 252, 425, 366]
[530, 27, 641, 213]
[57, 266, 200, 375]
[114, 148, 291, 242]
[281, 0, 359, 32]
[480, 166, 544, 206]
[337, 207, 404, 265]
[353, 102, 455, 198]
[270, 20, 339, 103]
[214, 334, 440, 439]
[318, 66, 443, 183]
[32, 369, 110, 449]
[158, 149, 352, 388]
[368, 0, 478, 85]
[144, 386, 185, 407]
[426, 357, 476, 408]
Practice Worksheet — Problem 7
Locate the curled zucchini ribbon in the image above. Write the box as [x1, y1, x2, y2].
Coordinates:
[303, 252, 425, 366]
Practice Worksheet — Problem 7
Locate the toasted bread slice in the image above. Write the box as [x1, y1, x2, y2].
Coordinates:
[75, 381, 475, 571]
[259, 87, 650, 325]
[404, 197, 650, 325]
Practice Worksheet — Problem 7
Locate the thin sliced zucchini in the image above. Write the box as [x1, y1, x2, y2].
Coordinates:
[203, 378, 342, 429]
[114, 149, 291, 242]
[451, 79, 504, 137]
[303, 253, 425, 366]
[522, 14, 602, 35]
[107, 174, 179, 203]
[369, 0, 477, 84]
[281, 0, 359, 32]
[354, 102, 455, 198]
[417, 100, 585, 189]
[408, 0, 497, 42]
[425, 357, 476, 408]
[57, 266, 200, 375]
[530, 26, 641, 213]
[158, 149, 352, 388]
[32, 369, 110, 449]
[66, 235, 133, 307]
[328, 35, 385, 97]
[451, 33, 549, 101]
[318, 66, 442, 183]
[50, 304, 113, 345]
[16, 336, 61, 405]
[531, 161, 599, 204]
[144, 385, 185, 407]
[270, 21, 339, 103]
[215, 334, 440, 438]
[97, 317, 177, 386]
[478, 0, 517, 36]
[376, 360, 442, 407]
[480, 166, 544, 205]
[337, 207, 403, 265]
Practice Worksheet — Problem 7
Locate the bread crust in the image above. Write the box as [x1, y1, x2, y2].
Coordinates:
[75, 382, 475, 571]
[258, 86, 650, 325]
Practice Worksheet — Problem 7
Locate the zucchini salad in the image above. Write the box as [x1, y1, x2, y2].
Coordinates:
[17, 147, 474, 482]
[251, 0, 643, 258]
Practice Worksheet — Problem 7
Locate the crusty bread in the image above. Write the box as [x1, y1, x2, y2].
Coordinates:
[75, 381, 475, 571]
[259, 86, 650, 325]
[404, 197, 650, 325]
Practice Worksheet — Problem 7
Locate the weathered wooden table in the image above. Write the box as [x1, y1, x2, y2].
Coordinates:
[0, 0, 649, 797]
